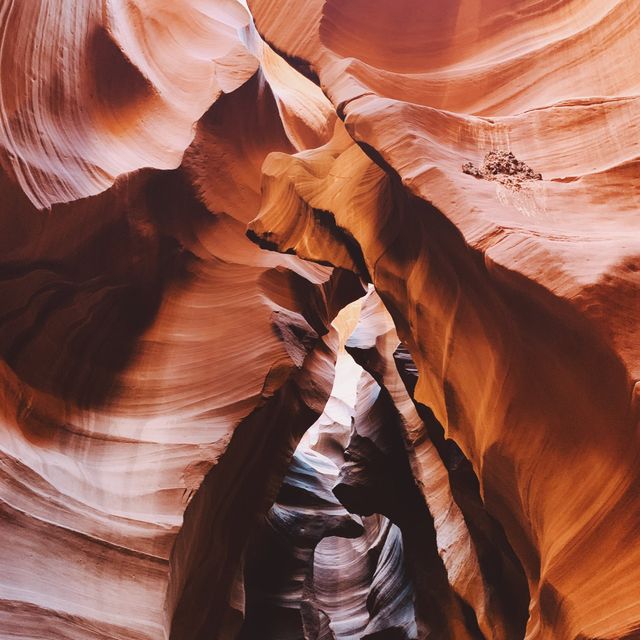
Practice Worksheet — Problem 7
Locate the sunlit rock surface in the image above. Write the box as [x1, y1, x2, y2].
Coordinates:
[1, 1, 639, 639]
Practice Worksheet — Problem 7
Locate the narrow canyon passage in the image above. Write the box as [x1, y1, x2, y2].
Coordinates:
[1, 1, 639, 639]
[240, 305, 419, 639]
[238, 293, 529, 640]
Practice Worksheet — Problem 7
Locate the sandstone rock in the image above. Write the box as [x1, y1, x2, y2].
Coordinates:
[248, 2, 640, 637]
[2, 1, 639, 639]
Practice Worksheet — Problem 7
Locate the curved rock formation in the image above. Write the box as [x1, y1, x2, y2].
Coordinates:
[241, 311, 421, 640]
[0, 166, 362, 640]
[1, 1, 639, 639]
[247, 2, 640, 638]
[345, 289, 529, 640]
[0, 0, 260, 209]
[0, 19, 363, 636]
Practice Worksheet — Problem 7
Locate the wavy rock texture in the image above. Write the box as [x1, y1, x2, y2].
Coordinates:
[0, 19, 363, 638]
[241, 324, 421, 640]
[0, 0, 260, 209]
[344, 289, 529, 640]
[2, 1, 639, 640]
[0, 163, 361, 640]
[248, 2, 640, 638]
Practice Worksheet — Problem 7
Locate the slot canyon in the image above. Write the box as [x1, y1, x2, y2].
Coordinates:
[0, 1, 639, 639]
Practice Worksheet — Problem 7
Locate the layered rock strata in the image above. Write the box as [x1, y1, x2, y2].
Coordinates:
[0, 10, 362, 636]
[1, 1, 639, 639]
[247, 2, 640, 638]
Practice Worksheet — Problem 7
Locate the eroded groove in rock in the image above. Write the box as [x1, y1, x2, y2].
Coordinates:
[0, 34, 363, 638]
[392, 341, 530, 640]
[334, 367, 477, 640]
[168, 327, 346, 640]
[239, 419, 364, 640]
[2, 1, 639, 639]
[345, 289, 530, 639]
[241, 308, 422, 640]
[245, 24, 640, 630]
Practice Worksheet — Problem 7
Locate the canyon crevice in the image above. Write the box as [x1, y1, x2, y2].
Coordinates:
[0, 2, 639, 640]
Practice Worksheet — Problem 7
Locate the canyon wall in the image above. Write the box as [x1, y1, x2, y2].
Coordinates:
[1, 1, 639, 639]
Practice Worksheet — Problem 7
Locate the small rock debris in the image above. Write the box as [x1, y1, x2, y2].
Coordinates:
[462, 150, 542, 189]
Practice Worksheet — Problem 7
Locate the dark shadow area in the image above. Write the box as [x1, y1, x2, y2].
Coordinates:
[0, 168, 196, 410]
[394, 344, 531, 636]
[334, 372, 486, 640]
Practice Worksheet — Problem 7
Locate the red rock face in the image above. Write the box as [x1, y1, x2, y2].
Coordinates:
[1, 2, 638, 639]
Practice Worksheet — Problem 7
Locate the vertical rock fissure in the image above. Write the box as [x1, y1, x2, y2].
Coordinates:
[393, 344, 530, 638]
[240, 302, 422, 640]
[239, 290, 529, 639]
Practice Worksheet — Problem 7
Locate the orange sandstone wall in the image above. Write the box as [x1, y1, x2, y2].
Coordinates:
[1, 2, 639, 639]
